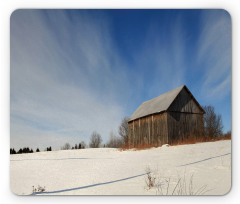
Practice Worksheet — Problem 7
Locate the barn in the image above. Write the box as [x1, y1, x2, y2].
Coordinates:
[128, 85, 205, 146]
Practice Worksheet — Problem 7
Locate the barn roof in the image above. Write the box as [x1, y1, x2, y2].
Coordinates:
[128, 85, 204, 122]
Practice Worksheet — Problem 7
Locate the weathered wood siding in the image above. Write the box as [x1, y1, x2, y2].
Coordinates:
[128, 87, 204, 146]
[128, 112, 168, 146]
[167, 112, 204, 144]
[168, 88, 203, 114]
[167, 87, 204, 144]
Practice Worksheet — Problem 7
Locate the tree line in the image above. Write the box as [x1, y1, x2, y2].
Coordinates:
[10, 147, 43, 154]
[10, 105, 229, 154]
[10, 116, 128, 154]
[52, 117, 128, 150]
[61, 141, 86, 150]
[88, 117, 128, 148]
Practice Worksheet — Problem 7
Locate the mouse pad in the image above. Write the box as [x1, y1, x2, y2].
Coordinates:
[10, 9, 231, 195]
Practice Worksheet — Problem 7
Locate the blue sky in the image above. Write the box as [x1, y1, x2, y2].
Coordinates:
[10, 9, 231, 150]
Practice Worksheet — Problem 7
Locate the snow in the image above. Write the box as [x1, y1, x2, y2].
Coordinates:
[10, 140, 231, 195]
[161, 144, 170, 147]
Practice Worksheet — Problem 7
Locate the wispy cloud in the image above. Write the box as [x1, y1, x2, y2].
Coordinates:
[129, 14, 187, 100]
[198, 10, 231, 99]
[11, 10, 129, 150]
[10, 10, 232, 149]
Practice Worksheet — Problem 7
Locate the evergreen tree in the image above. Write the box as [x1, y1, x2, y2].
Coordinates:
[10, 148, 17, 154]
[80, 141, 86, 149]
[12, 148, 16, 154]
[18, 148, 23, 154]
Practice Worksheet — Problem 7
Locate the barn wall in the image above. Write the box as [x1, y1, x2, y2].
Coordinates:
[167, 112, 204, 144]
[168, 88, 203, 114]
[128, 112, 168, 147]
[128, 87, 204, 146]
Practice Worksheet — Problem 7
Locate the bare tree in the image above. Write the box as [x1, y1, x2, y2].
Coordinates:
[203, 105, 223, 138]
[89, 131, 102, 148]
[118, 117, 129, 145]
[61, 143, 71, 150]
[106, 131, 123, 148]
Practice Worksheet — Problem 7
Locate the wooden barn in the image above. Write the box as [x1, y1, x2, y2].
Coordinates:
[128, 85, 205, 146]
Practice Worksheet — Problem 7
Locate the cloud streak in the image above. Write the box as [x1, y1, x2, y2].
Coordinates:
[197, 10, 231, 99]
[11, 10, 129, 150]
[128, 14, 187, 101]
[10, 10, 232, 150]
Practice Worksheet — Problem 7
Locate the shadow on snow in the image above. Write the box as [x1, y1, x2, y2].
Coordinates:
[29, 152, 231, 195]
[177, 152, 231, 167]
[31, 173, 146, 195]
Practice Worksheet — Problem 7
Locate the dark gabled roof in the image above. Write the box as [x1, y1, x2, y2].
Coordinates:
[128, 85, 204, 122]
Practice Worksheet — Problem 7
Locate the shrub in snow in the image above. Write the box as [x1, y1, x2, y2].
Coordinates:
[145, 167, 210, 195]
[145, 166, 156, 189]
[32, 185, 46, 194]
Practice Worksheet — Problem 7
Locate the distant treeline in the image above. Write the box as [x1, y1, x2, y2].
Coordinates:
[61, 141, 86, 150]
[10, 141, 88, 154]
[10, 146, 51, 155]
[10, 117, 129, 154]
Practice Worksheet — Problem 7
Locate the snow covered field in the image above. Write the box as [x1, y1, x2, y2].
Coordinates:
[10, 140, 231, 195]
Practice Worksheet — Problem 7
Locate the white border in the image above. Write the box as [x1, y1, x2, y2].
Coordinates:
[1, 0, 239, 203]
